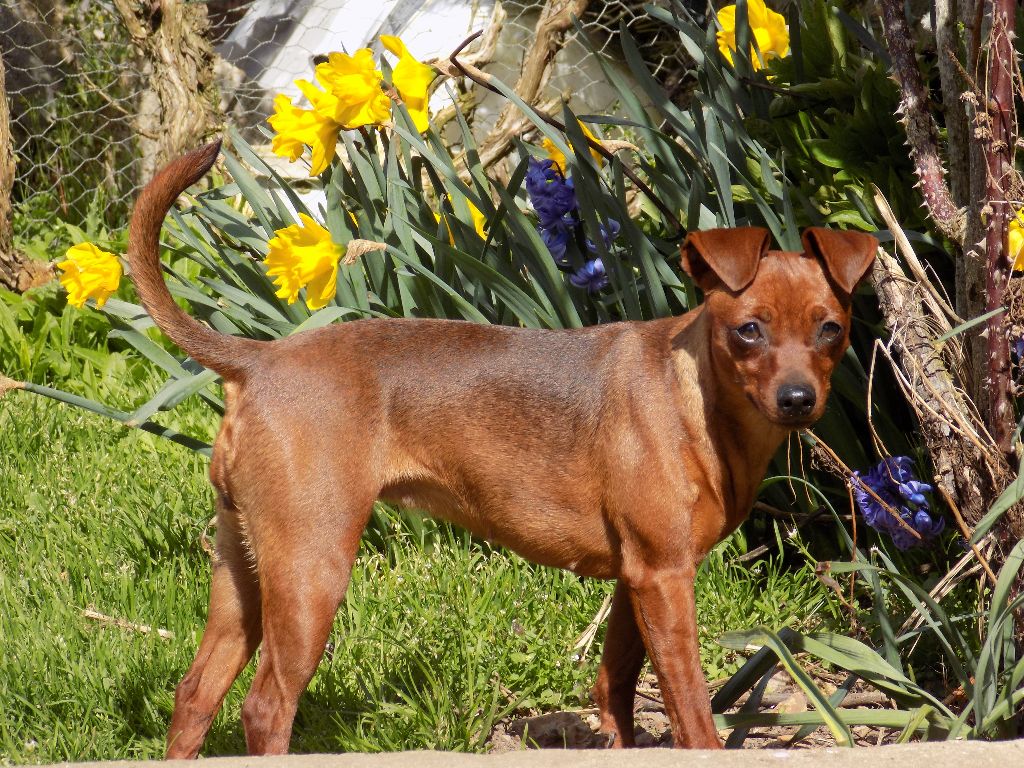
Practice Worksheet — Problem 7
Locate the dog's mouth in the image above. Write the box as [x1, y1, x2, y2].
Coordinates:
[769, 412, 818, 429]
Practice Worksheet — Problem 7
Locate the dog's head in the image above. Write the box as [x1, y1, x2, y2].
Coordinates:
[681, 226, 877, 428]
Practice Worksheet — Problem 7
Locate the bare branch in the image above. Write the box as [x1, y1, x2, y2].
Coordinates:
[82, 608, 175, 640]
[471, 0, 592, 171]
[428, 2, 507, 136]
[450, 32, 684, 237]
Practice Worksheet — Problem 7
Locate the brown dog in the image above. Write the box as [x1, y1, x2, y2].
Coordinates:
[129, 142, 877, 757]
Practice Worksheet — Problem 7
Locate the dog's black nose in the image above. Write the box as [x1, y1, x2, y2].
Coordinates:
[777, 384, 816, 418]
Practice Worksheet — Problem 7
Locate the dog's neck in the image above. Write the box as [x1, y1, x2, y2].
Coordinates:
[669, 307, 789, 518]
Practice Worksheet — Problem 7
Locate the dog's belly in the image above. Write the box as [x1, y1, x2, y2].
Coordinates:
[378, 478, 617, 578]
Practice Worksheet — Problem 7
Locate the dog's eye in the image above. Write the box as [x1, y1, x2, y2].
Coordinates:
[735, 321, 762, 343]
[820, 321, 843, 342]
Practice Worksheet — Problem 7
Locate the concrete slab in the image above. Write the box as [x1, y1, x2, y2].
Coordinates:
[36, 740, 1024, 768]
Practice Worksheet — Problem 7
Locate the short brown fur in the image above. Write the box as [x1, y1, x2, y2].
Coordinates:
[133, 144, 877, 757]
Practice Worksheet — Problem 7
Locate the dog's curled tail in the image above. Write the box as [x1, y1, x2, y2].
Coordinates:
[128, 140, 260, 378]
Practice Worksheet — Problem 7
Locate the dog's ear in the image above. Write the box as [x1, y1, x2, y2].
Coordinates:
[680, 227, 771, 292]
[801, 227, 878, 295]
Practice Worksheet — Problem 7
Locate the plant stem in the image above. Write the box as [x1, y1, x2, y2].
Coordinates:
[982, 0, 1017, 455]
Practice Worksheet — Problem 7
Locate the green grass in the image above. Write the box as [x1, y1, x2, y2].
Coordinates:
[0, 392, 842, 763]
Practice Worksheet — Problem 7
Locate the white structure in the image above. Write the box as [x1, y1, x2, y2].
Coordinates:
[215, 0, 644, 209]
[217, 0, 634, 139]
[219, 0, 495, 106]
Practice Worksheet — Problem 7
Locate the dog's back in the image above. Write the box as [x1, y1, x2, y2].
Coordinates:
[211, 315, 698, 578]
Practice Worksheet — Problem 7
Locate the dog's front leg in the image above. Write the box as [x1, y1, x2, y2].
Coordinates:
[625, 565, 721, 749]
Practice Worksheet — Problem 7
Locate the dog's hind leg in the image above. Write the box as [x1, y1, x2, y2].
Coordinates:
[166, 497, 262, 759]
[238, 478, 376, 755]
[592, 581, 647, 747]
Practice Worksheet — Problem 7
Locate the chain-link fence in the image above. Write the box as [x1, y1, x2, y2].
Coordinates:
[2, 0, 141, 235]
[503, 0, 699, 107]
[2, 0, 704, 246]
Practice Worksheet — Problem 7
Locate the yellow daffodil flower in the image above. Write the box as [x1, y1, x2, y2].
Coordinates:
[314, 49, 392, 130]
[432, 211, 449, 243]
[56, 242, 122, 309]
[380, 35, 435, 133]
[716, 0, 790, 71]
[1010, 209, 1024, 272]
[542, 121, 604, 173]
[265, 213, 344, 310]
[268, 40, 432, 172]
[434, 198, 488, 243]
[469, 200, 487, 239]
[268, 90, 341, 176]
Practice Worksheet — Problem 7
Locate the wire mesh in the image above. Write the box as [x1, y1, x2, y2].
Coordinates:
[2, 0, 704, 238]
[497, 0, 700, 112]
[2, 0, 141, 237]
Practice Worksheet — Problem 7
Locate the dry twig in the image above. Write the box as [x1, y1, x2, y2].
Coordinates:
[82, 608, 175, 640]
[573, 592, 612, 660]
[472, 0, 592, 171]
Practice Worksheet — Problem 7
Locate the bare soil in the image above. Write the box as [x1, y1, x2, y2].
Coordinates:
[487, 670, 901, 751]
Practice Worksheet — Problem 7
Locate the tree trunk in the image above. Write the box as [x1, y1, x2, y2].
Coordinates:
[113, 0, 219, 184]
[949, 0, 999, 466]
[0, 48, 52, 293]
[936, 1, 988, 416]
[872, 195, 1010, 533]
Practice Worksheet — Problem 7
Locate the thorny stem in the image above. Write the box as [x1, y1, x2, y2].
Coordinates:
[881, 0, 1018, 457]
[878, 0, 965, 244]
[983, 1, 1017, 456]
[448, 31, 685, 239]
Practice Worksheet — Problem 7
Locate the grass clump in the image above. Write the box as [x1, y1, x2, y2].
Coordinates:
[0, 391, 841, 763]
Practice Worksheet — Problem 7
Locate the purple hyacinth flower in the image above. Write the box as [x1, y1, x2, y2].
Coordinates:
[851, 456, 942, 550]
[569, 258, 609, 293]
[898, 481, 931, 507]
[585, 218, 621, 253]
[882, 456, 915, 483]
[541, 226, 571, 266]
[914, 508, 945, 537]
[889, 517, 920, 552]
[525, 158, 577, 230]
[525, 156, 559, 191]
